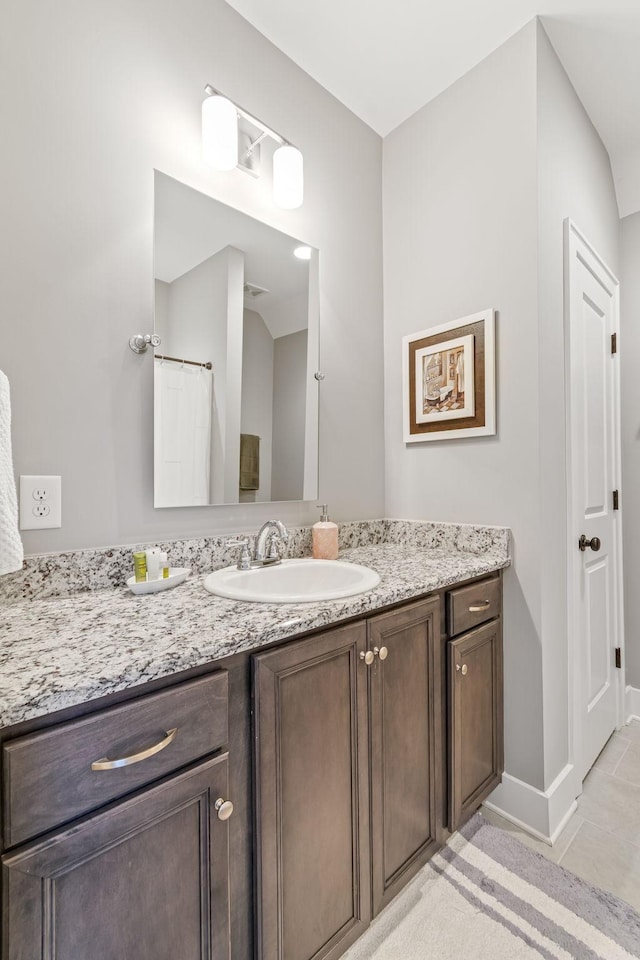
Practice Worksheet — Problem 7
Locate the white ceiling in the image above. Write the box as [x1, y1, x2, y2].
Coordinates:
[225, 0, 640, 216]
[155, 171, 311, 337]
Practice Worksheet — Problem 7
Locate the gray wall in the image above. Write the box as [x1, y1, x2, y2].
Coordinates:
[1, 0, 384, 552]
[536, 23, 621, 784]
[272, 330, 307, 501]
[241, 309, 274, 502]
[382, 19, 622, 795]
[621, 212, 640, 687]
[383, 22, 544, 787]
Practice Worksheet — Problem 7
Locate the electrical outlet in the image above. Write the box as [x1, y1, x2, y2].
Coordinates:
[19, 476, 62, 530]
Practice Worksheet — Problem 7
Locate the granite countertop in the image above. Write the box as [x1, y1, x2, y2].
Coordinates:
[0, 539, 509, 729]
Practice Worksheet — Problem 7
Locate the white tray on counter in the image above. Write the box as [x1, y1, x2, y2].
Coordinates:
[126, 567, 191, 595]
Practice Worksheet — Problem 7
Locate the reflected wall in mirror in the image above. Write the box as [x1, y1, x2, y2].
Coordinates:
[153, 171, 319, 507]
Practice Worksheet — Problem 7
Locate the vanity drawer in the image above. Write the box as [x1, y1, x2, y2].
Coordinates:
[447, 575, 501, 638]
[2, 671, 228, 848]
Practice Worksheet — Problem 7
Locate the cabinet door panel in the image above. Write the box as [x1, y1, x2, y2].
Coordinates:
[369, 598, 441, 915]
[2, 755, 231, 960]
[254, 623, 370, 960]
[449, 620, 503, 830]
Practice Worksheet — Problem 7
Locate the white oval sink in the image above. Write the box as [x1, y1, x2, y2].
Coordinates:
[203, 559, 381, 604]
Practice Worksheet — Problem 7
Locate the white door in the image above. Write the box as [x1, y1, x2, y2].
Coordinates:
[566, 221, 623, 782]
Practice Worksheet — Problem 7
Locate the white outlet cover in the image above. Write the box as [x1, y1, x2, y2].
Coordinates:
[19, 475, 62, 530]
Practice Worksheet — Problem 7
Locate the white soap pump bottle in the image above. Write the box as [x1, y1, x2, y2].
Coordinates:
[312, 504, 338, 560]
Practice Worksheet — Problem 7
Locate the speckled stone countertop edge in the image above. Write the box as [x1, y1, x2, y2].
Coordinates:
[0, 518, 510, 603]
[0, 537, 510, 730]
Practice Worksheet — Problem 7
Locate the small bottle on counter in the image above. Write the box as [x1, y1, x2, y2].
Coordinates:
[312, 504, 339, 560]
[145, 548, 162, 581]
[159, 552, 170, 579]
[133, 552, 147, 583]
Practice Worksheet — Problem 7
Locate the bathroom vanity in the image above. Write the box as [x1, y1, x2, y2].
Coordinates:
[0, 524, 507, 960]
[253, 578, 502, 960]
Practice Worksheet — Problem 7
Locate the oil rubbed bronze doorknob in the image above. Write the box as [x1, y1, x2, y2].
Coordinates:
[579, 535, 601, 552]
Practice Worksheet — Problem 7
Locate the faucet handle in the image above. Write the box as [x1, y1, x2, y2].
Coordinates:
[227, 538, 252, 571]
[266, 534, 284, 561]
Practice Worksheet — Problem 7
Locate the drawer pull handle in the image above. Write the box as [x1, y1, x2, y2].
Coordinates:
[360, 650, 375, 666]
[468, 601, 491, 613]
[91, 728, 178, 771]
[456, 663, 468, 676]
[373, 646, 388, 660]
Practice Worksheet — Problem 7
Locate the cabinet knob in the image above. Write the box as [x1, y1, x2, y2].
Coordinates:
[456, 663, 468, 676]
[360, 650, 375, 666]
[374, 646, 388, 660]
[215, 798, 234, 821]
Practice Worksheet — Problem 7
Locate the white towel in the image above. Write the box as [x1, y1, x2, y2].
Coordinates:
[0, 370, 24, 576]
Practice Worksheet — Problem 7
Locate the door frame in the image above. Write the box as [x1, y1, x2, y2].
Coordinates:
[564, 218, 625, 788]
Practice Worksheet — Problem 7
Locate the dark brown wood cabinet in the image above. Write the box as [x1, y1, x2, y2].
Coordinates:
[254, 598, 443, 960]
[2, 755, 232, 960]
[2, 673, 229, 848]
[368, 598, 442, 914]
[253, 622, 371, 960]
[1, 673, 234, 960]
[447, 590, 504, 831]
[447, 575, 504, 830]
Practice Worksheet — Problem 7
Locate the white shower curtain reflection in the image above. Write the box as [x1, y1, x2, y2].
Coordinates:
[154, 360, 212, 507]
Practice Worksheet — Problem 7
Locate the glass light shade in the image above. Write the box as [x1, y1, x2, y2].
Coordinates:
[202, 95, 238, 171]
[273, 145, 304, 209]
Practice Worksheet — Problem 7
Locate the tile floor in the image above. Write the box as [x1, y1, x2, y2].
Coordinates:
[482, 718, 640, 911]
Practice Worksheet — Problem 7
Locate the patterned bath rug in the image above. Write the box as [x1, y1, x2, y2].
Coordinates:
[342, 813, 640, 959]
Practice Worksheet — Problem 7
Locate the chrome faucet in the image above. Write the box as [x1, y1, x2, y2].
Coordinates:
[255, 520, 289, 563]
[227, 520, 289, 571]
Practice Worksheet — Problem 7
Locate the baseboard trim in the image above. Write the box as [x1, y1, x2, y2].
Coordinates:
[483, 763, 578, 844]
[625, 685, 640, 722]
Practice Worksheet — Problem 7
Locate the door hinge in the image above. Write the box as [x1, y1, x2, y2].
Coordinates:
[611, 332, 617, 354]
[613, 489, 619, 510]
[615, 647, 622, 669]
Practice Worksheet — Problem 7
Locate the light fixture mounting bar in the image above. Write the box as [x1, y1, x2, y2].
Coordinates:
[240, 129, 268, 165]
[204, 84, 294, 149]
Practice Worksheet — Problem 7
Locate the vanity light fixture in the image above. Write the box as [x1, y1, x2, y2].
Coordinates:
[203, 84, 304, 209]
[293, 245, 312, 260]
[202, 94, 238, 171]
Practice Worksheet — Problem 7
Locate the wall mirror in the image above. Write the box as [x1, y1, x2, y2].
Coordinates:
[153, 171, 319, 507]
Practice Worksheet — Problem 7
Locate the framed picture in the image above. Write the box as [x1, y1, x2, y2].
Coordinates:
[402, 308, 496, 442]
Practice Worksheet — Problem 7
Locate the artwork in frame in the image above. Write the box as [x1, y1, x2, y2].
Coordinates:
[402, 309, 496, 443]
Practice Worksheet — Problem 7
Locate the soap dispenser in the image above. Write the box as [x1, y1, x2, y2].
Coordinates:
[312, 504, 338, 560]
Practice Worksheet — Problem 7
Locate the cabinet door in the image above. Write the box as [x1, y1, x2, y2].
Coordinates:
[368, 598, 442, 915]
[2, 755, 231, 960]
[254, 622, 370, 960]
[449, 619, 503, 831]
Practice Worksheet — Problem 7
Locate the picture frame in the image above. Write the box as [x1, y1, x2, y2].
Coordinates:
[402, 308, 496, 443]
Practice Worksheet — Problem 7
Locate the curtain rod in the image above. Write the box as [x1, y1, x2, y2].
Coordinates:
[155, 354, 212, 370]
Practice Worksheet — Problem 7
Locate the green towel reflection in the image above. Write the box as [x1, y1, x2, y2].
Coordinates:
[239, 433, 260, 490]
